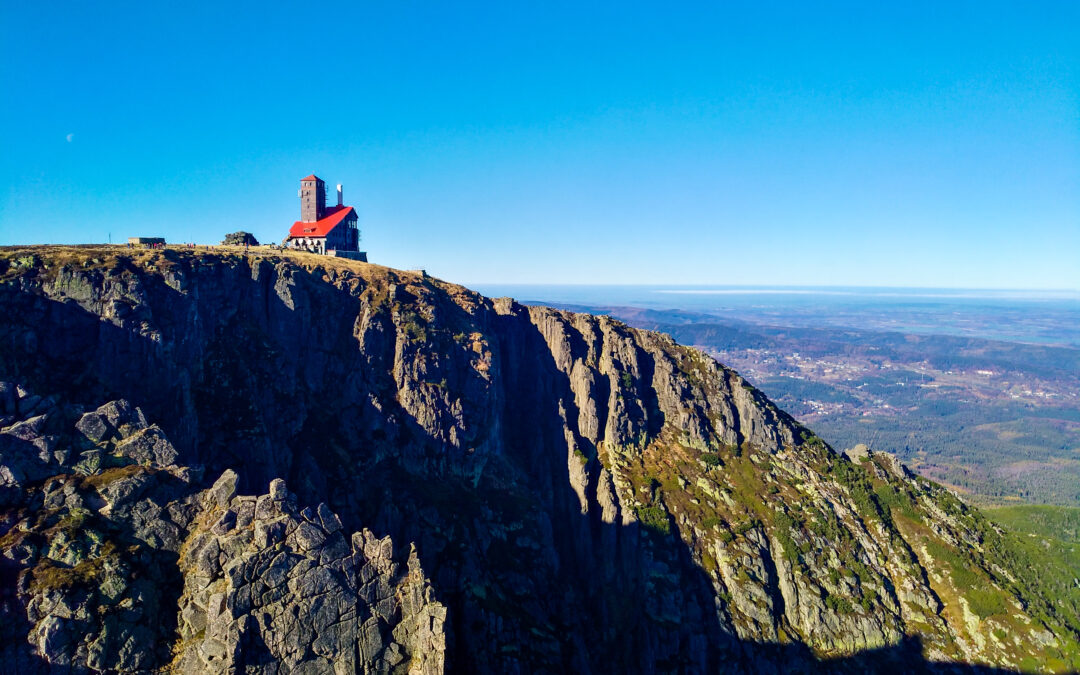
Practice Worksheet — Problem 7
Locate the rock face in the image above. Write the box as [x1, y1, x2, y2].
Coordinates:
[0, 245, 1078, 673]
[175, 471, 445, 674]
[0, 390, 195, 671]
[0, 385, 442, 673]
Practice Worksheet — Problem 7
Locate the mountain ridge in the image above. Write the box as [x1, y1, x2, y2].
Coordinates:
[0, 245, 1077, 673]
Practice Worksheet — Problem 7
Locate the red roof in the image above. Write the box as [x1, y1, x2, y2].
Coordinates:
[301, 174, 322, 182]
[288, 205, 355, 239]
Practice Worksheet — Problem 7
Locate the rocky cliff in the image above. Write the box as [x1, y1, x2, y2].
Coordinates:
[0, 245, 1077, 673]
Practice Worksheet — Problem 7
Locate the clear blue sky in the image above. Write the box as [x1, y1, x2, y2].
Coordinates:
[2, 2, 1077, 289]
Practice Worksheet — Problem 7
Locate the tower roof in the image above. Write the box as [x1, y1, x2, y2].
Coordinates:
[301, 174, 323, 182]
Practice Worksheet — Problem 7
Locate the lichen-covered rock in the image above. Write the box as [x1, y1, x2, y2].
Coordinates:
[173, 474, 445, 674]
[0, 392, 196, 672]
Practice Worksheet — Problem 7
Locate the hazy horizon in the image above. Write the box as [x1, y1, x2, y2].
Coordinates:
[472, 281, 1080, 348]
[469, 282, 1080, 296]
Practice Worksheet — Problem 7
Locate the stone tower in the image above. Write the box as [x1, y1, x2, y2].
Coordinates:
[300, 175, 326, 223]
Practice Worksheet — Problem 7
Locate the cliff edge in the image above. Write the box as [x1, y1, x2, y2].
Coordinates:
[0, 245, 1077, 673]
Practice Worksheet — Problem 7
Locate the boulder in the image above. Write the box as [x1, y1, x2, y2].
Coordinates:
[221, 231, 259, 246]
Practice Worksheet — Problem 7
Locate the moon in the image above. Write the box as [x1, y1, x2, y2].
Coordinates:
[66, 133, 74, 142]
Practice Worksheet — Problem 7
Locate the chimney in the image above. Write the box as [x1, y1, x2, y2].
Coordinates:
[336, 184, 343, 207]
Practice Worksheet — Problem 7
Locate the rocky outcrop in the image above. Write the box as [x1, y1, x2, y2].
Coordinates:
[0, 388, 193, 671]
[222, 232, 260, 246]
[0, 384, 442, 673]
[0, 246, 1077, 673]
[174, 471, 445, 674]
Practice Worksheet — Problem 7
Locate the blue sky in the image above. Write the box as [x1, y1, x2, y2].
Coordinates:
[1, 2, 1077, 288]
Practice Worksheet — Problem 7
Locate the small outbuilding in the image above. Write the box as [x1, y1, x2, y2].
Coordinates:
[128, 237, 165, 247]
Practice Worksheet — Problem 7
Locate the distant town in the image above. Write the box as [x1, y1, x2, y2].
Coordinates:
[714, 346, 1076, 419]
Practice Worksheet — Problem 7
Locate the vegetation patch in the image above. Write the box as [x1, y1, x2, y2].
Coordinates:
[773, 512, 801, 563]
[636, 505, 671, 537]
[80, 463, 148, 491]
[965, 587, 1007, 620]
[873, 482, 922, 522]
[825, 593, 854, 615]
[400, 309, 429, 343]
[923, 537, 1010, 620]
[826, 456, 892, 527]
[700, 452, 722, 468]
[30, 541, 119, 593]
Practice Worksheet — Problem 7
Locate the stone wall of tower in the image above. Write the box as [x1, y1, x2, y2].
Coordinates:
[300, 178, 326, 223]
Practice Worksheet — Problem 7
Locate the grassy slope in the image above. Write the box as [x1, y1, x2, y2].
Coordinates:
[985, 504, 1080, 668]
[989, 505, 1080, 542]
